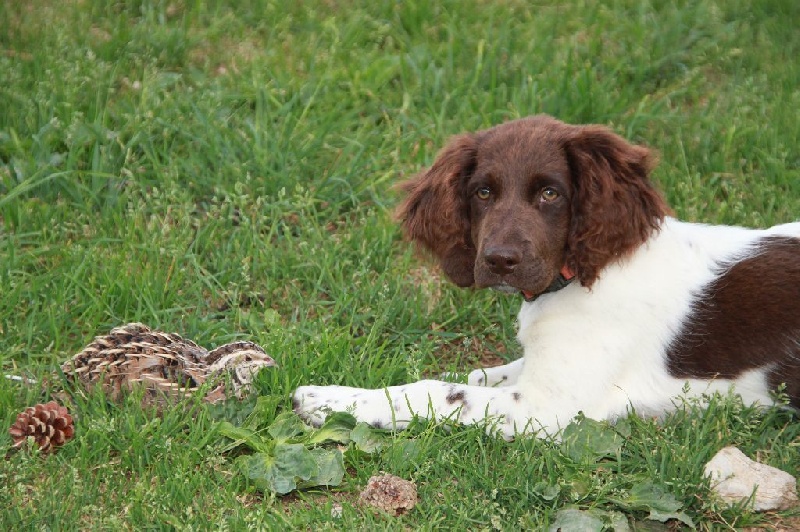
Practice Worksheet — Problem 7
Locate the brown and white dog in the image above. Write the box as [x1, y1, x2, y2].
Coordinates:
[293, 115, 800, 439]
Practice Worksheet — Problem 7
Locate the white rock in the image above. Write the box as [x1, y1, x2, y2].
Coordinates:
[704, 446, 798, 511]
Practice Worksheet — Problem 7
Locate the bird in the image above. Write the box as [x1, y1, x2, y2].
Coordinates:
[61, 323, 277, 405]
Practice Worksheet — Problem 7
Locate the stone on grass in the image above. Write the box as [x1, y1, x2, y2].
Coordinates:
[704, 446, 798, 511]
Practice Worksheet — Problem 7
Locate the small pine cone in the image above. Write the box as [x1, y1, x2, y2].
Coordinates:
[9, 401, 75, 453]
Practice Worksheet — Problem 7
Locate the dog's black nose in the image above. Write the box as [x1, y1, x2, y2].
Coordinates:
[484, 246, 522, 274]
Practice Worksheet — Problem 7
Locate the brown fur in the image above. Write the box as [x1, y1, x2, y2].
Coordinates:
[396, 115, 669, 293]
[667, 236, 800, 407]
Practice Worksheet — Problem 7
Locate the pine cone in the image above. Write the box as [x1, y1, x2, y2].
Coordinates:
[9, 401, 75, 453]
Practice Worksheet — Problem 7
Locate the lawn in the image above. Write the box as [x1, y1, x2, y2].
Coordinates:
[1, 0, 798, 529]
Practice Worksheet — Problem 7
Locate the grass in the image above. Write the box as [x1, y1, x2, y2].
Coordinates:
[1, 0, 798, 529]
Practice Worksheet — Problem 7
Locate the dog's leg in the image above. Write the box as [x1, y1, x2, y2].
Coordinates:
[467, 358, 524, 386]
[293, 379, 541, 439]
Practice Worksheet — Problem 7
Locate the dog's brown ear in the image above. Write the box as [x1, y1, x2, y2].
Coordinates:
[395, 134, 478, 287]
[564, 126, 669, 287]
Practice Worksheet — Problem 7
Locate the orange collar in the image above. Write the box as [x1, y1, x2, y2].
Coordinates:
[521, 265, 576, 302]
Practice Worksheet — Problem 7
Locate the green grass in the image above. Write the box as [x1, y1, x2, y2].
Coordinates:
[1, 0, 798, 529]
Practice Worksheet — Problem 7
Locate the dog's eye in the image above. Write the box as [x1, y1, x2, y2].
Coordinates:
[540, 187, 559, 202]
[476, 187, 492, 200]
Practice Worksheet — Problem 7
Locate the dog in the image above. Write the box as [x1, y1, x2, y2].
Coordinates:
[293, 115, 800, 439]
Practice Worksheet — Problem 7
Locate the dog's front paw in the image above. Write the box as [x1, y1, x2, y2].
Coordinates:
[292, 385, 334, 426]
[292, 385, 405, 430]
[292, 385, 369, 426]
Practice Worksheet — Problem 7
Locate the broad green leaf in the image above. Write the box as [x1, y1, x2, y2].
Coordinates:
[648, 509, 694, 528]
[606, 511, 632, 531]
[216, 421, 272, 453]
[237, 443, 318, 495]
[549, 508, 631, 532]
[268, 411, 311, 443]
[560, 416, 624, 462]
[273, 443, 318, 481]
[350, 422, 386, 454]
[206, 393, 257, 425]
[612, 417, 632, 438]
[626, 482, 682, 512]
[616, 482, 695, 529]
[299, 448, 345, 489]
[236, 454, 279, 493]
[548, 508, 604, 532]
[306, 411, 357, 445]
[532, 481, 560, 501]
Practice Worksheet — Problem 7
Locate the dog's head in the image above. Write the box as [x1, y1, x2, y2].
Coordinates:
[396, 115, 668, 295]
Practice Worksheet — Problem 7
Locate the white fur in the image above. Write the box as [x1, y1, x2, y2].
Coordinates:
[293, 218, 800, 439]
